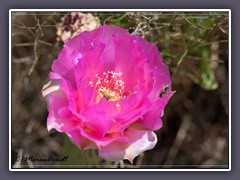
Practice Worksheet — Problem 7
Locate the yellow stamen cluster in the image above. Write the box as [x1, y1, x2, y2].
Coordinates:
[89, 71, 125, 110]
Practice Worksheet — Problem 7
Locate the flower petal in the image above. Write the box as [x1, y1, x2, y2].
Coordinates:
[124, 129, 157, 163]
[98, 129, 157, 162]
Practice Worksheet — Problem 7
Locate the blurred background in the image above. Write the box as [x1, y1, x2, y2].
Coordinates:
[11, 11, 229, 169]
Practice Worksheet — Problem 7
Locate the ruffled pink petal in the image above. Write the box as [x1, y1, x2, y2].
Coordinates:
[100, 25, 128, 71]
[98, 141, 126, 161]
[46, 98, 70, 132]
[106, 88, 161, 135]
[52, 26, 103, 76]
[42, 80, 67, 131]
[148, 65, 173, 101]
[79, 105, 115, 138]
[98, 129, 157, 162]
[46, 109, 63, 132]
[42, 80, 61, 98]
[53, 25, 128, 79]
[65, 126, 97, 151]
[113, 34, 145, 92]
[132, 35, 163, 68]
[72, 43, 106, 89]
[136, 102, 164, 131]
[124, 129, 157, 163]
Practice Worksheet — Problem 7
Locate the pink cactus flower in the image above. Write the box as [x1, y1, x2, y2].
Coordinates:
[42, 25, 174, 163]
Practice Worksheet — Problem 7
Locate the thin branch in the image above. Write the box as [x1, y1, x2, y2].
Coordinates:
[28, 13, 40, 76]
[41, 12, 57, 26]
[13, 17, 35, 37]
[12, 56, 31, 63]
[38, 40, 53, 46]
[37, 18, 44, 37]
[13, 42, 35, 47]
[164, 115, 192, 167]
[177, 49, 189, 66]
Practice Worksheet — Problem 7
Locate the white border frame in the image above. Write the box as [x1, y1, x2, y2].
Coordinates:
[9, 9, 231, 171]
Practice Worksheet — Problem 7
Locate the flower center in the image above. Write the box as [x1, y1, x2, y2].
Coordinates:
[89, 71, 125, 110]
